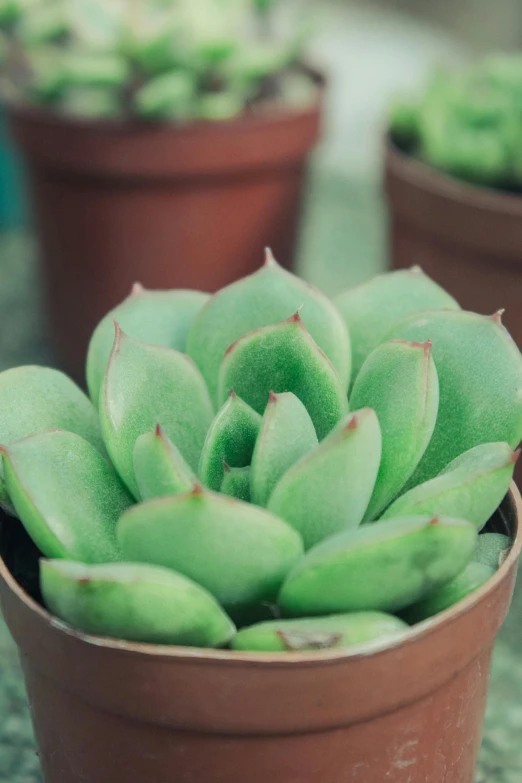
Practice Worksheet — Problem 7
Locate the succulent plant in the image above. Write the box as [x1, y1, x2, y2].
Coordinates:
[389, 55, 522, 189]
[0, 0, 317, 121]
[0, 257, 521, 651]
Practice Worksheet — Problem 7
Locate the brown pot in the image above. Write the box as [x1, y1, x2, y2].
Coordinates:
[385, 137, 522, 345]
[0, 487, 520, 783]
[7, 80, 323, 383]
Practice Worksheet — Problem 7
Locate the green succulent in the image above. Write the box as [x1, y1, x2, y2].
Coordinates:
[389, 55, 522, 189]
[0, 0, 316, 121]
[0, 257, 520, 650]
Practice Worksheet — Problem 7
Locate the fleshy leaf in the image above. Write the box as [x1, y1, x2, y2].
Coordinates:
[386, 309, 522, 485]
[187, 251, 351, 403]
[279, 515, 477, 616]
[100, 327, 214, 498]
[133, 425, 197, 501]
[0, 366, 104, 512]
[231, 612, 407, 652]
[334, 267, 459, 386]
[41, 560, 235, 648]
[474, 533, 513, 570]
[198, 391, 261, 491]
[381, 442, 517, 531]
[220, 464, 251, 502]
[268, 410, 381, 549]
[250, 392, 318, 508]
[350, 340, 439, 521]
[217, 314, 349, 441]
[401, 562, 494, 625]
[2, 431, 131, 563]
[87, 286, 209, 407]
[118, 488, 304, 616]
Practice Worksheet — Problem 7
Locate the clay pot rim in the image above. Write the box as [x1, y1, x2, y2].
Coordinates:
[386, 135, 522, 217]
[5, 67, 325, 138]
[2, 484, 520, 668]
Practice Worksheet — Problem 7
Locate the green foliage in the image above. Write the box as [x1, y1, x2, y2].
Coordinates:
[401, 561, 495, 624]
[2, 261, 520, 649]
[279, 516, 477, 616]
[117, 488, 304, 616]
[231, 612, 407, 652]
[0, 0, 315, 121]
[41, 560, 236, 647]
[389, 56, 522, 188]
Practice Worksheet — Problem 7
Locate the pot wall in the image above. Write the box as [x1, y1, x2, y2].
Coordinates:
[385, 139, 522, 349]
[8, 94, 323, 384]
[0, 487, 520, 783]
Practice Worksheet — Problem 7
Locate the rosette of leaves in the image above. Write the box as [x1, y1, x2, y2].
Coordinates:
[0, 0, 317, 120]
[389, 55, 522, 189]
[0, 253, 521, 651]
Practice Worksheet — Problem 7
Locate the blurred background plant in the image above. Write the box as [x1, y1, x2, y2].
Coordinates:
[0, 0, 316, 121]
[390, 56, 522, 189]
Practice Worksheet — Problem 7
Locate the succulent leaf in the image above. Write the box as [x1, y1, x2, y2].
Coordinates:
[381, 442, 517, 531]
[250, 391, 318, 507]
[217, 314, 349, 441]
[198, 392, 261, 491]
[86, 287, 209, 407]
[351, 340, 439, 521]
[231, 612, 408, 652]
[268, 410, 381, 549]
[118, 489, 304, 616]
[100, 328, 214, 498]
[334, 268, 458, 386]
[133, 425, 197, 501]
[401, 562, 495, 625]
[41, 560, 235, 648]
[279, 515, 477, 616]
[2, 430, 131, 563]
[387, 309, 522, 485]
[220, 464, 251, 502]
[187, 253, 351, 403]
[0, 366, 104, 512]
[474, 532, 513, 570]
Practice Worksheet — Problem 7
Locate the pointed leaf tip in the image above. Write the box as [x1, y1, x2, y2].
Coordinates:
[391, 339, 432, 352]
[191, 483, 205, 497]
[223, 461, 231, 473]
[264, 247, 277, 267]
[409, 265, 423, 275]
[288, 311, 303, 325]
[130, 282, 145, 296]
[344, 415, 358, 432]
[512, 449, 521, 465]
[269, 390, 278, 404]
[429, 517, 440, 526]
[229, 388, 237, 398]
[491, 309, 506, 325]
[154, 423, 163, 437]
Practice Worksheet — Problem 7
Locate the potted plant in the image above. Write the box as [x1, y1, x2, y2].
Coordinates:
[385, 55, 522, 361]
[0, 0, 323, 382]
[1, 256, 522, 782]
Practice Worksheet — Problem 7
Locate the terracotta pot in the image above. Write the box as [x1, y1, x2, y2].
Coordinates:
[385, 137, 522, 346]
[7, 79, 323, 383]
[0, 487, 520, 783]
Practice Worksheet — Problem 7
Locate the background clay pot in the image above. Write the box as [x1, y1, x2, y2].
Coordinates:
[385, 137, 522, 346]
[385, 137, 522, 487]
[0, 486, 520, 783]
[7, 77, 323, 383]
